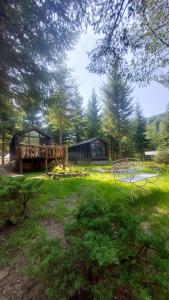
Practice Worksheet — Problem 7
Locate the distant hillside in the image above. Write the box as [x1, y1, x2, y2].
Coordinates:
[146, 112, 166, 124]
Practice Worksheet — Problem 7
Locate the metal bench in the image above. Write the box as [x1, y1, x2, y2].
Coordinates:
[112, 158, 160, 202]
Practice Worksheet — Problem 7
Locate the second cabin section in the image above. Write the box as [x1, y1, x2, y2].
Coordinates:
[68, 137, 108, 163]
[10, 128, 65, 173]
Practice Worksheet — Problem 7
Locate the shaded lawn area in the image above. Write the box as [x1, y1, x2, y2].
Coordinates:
[1, 172, 169, 264]
[1, 171, 169, 299]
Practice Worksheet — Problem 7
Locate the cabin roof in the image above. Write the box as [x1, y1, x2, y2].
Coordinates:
[12, 127, 51, 139]
[69, 137, 106, 148]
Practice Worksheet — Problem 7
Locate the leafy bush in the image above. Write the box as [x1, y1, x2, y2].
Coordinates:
[0, 176, 42, 229]
[29, 199, 169, 300]
[142, 161, 169, 173]
[53, 164, 83, 174]
[154, 151, 169, 165]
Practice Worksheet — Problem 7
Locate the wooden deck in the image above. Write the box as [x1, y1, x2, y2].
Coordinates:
[15, 144, 65, 160]
[15, 144, 65, 173]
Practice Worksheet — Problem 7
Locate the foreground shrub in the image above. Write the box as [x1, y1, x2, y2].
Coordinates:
[0, 176, 41, 229]
[53, 164, 83, 174]
[142, 161, 169, 173]
[154, 150, 169, 165]
[29, 199, 169, 300]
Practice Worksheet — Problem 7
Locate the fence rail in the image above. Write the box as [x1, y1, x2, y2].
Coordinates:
[15, 144, 65, 160]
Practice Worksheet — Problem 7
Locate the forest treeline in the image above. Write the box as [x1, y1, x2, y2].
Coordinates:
[1, 60, 169, 161]
[0, 0, 169, 161]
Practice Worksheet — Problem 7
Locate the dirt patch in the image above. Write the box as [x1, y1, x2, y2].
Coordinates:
[45, 194, 79, 210]
[0, 267, 46, 300]
[40, 219, 66, 245]
[65, 194, 79, 208]
[155, 206, 169, 216]
[140, 221, 152, 236]
[0, 234, 47, 300]
[0, 225, 15, 244]
[0, 165, 19, 177]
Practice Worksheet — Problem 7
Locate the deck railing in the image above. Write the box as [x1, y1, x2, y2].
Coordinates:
[15, 144, 65, 160]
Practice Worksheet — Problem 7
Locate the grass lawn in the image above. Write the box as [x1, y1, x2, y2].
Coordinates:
[1, 169, 169, 299]
[1, 170, 169, 265]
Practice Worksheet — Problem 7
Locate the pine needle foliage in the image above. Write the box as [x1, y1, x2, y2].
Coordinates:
[0, 176, 42, 229]
[87, 88, 101, 138]
[29, 198, 169, 300]
[0, 0, 85, 99]
[102, 63, 133, 158]
[133, 102, 148, 159]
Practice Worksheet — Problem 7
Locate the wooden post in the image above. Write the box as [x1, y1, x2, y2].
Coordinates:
[19, 159, 23, 174]
[62, 146, 65, 170]
[45, 159, 48, 173]
[1, 120, 5, 166]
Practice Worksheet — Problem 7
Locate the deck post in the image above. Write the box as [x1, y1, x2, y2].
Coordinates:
[62, 146, 65, 170]
[45, 159, 48, 173]
[19, 159, 23, 174]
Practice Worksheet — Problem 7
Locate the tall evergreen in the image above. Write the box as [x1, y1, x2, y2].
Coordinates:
[69, 87, 86, 143]
[46, 88, 69, 145]
[0, 96, 23, 164]
[133, 102, 148, 159]
[46, 65, 86, 145]
[102, 64, 133, 158]
[158, 103, 169, 149]
[86, 89, 100, 138]
[0, 0, 85, 100]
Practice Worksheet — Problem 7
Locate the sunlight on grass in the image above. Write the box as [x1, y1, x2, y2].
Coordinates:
[1, 171, 169, 268]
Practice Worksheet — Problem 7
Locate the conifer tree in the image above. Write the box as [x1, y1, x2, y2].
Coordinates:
[46, 65, 86, 145]
[69, 87, 86, 143]
[46, 88, 69, 145]
[133, 102, 148, 159]
[0, 95, 23, 164]
[159, 103, 169, 149]
[86, 89, 100, 138]
[0, 0, 85, 99]
[102, 64, 133, 158]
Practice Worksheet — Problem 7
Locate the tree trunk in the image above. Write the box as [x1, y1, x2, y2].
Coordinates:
[59, 108, 63, 145]
[118, 138, 122, 159]
[2, 121, 5, 166]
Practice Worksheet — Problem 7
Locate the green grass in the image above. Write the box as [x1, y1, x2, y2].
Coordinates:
[1, 169, 169, 280]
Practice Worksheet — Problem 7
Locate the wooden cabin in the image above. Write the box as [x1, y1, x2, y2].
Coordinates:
[10, 128, 65, 173]
[68, 137, 108, 163]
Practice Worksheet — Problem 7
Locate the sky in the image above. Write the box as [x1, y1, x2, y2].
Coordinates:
[67, 29, 169, 117]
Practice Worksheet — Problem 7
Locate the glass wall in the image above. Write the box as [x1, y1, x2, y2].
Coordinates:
[20, 131, 45, 145]
[91, 140, 106, 158]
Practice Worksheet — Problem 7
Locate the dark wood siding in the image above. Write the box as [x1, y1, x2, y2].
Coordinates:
[68, 138, 108, 162]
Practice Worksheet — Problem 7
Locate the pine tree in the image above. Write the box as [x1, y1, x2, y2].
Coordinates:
[0, 95, 23, 164]
[133, 102, 148, 159]
[86, 89, 100, 138]
[0, 0, 84, 99]
[46, 65, 86, 145]
[102, 64, 133, 158]
[69, 87, 86, 143]
[46, 88, 69, 145]
[159, 103, 169, 149]
[146, 119, 161, 150]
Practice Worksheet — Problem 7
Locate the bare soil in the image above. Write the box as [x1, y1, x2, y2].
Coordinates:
[40, 218, 66, 246]
[0, 227, 47, 300]
[0, 266, 46, 300]
[0, 166, 19, 177]
[0, 217, 66, 300]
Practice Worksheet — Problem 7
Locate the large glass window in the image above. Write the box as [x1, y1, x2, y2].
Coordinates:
[91, 141, 106, 158]
[20, 131, 41, 145]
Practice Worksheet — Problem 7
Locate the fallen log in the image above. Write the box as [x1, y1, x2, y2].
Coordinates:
[47, 172, 89, 179]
